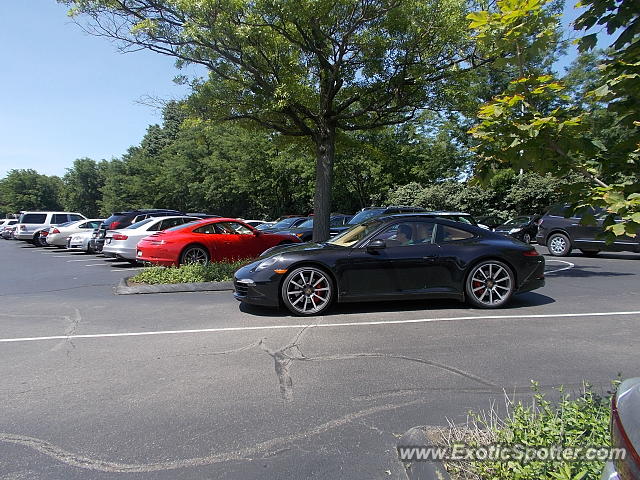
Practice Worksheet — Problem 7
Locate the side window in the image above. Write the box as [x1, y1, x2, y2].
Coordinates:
[436, 225, 474, 243]
[90, 221, 102, 229]
[78, 222, 90, 229]
[133, 215, 147, 223]
[371, 221, 435, 247]
[219, 222, 253, 235]
[69, 214, 84, 221]
[194, 223, 221, 234]
[157, 218, 185, 231]
[52, 214, 69, 224]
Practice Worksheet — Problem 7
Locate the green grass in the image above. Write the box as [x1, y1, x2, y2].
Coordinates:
[129, 259, 254, 285]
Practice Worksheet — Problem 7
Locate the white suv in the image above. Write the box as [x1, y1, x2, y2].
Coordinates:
[14, 212, 86, 244]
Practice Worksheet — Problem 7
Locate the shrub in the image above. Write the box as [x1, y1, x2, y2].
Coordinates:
[442, 381, 613, 480]
[129, 259, 253, 285]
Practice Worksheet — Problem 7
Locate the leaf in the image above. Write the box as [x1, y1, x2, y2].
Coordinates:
[578, 33, 598, 52]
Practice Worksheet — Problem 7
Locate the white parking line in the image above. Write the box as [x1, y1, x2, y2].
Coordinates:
[83, 263, 109, 267]
[0, 310, 638, 344]
[544, 259, 575, 274]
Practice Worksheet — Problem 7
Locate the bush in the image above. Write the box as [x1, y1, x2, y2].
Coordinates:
[442, 381, 613, 480]
[129, 259, 253, 285]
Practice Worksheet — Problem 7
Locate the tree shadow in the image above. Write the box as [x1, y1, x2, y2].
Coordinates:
[546, 265, 636, 278]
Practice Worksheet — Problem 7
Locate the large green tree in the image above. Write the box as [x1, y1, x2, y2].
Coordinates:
[62, 0, 484, 240]
[61, 158, 106, 217]
[0, 169, 63, 214]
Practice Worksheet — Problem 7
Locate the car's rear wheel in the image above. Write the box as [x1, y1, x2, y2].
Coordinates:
[180, 245, 209, 265]
[523, 233, 531, 244]
[465, 260, 514, 308]
[580, 249, 600, 257]
[547, 233, 572, 256]
[281, 266, 333, 316]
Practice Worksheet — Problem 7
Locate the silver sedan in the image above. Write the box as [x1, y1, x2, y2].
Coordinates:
[102, 216, 199, 262]
[46, 219, 103, 247]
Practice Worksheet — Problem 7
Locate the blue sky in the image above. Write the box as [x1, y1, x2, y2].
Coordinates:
[0, 1, 609, 180]
[0, 0, 201, 178]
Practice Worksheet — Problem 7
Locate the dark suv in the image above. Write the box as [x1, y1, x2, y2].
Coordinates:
[93, 209, 184, 253]
[536, 204, 640, 256]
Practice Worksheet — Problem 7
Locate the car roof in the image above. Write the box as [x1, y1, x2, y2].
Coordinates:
[377, 212, 479, 222]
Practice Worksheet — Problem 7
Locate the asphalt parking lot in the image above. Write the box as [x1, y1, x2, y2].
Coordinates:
[1, 240, 639, 479]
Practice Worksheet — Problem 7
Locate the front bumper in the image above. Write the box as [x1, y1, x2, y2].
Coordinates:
[233, 262, 282, 307]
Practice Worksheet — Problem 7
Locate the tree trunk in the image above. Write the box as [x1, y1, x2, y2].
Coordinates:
[312, 124, 336, 242]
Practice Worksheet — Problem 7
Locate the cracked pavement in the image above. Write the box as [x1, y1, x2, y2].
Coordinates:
[0, 241, 639, 479]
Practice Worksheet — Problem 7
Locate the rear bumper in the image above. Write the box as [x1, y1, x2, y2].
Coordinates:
[102, 245, 136, 260]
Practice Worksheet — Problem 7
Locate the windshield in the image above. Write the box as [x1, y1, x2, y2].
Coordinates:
[504, 216, 531, 226]
[297, 218, 313, 229]
[328, 220, 383, 247]
[126, 218, 155, 229]
[347, 209, 385, 225]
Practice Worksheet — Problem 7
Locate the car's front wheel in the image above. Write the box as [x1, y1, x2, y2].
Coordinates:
[281, 266, 333, 316]
[465, 260, 515, 308]
[547, 233, 572, 256]
[180, 245, 209, 265]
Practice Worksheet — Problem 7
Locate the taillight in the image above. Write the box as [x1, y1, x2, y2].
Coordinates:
[522, 249, 539, 256]
[51, 228, 60, 234]
[112, 234, 128, 240]
[41, 231, 49, 236]
[611, 395, 640, 479]
[109, 221, 121, 229]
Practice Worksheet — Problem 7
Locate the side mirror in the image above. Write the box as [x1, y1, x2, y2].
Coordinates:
[367, 239, 386, 252]
[253, 229, 261, 236]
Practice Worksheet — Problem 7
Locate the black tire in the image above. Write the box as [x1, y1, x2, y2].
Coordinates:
[522, 233, 531, 244]
[547, 233, 572, 256]
[465, 260, 515, 309]
[281, 266, 334, 316]
[580, 249, 600, 257]
[180, 245, 210, 265]
[31, 234, 41, 247]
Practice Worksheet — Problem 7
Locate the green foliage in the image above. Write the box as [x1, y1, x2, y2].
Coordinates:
[0, 169, 63, 214]
[454, 382, 612, 480]
[387, 172, 565, 219]
[467, 0, 639, 239]
[130, 260, 252, 285]
[61, 158, 105, 217]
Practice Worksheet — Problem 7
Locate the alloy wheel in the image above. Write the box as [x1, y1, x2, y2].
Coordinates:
[523, 233, 531, 244]
[548, 233, 571, 256]
[467, 262, 513, 308]
[282, 267, 332, 315]
[181, 246, 209, 265]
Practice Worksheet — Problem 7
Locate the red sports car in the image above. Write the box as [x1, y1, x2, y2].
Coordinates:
[136, 217, 301, 266]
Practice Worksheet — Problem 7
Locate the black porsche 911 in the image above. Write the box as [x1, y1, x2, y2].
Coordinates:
[234, 214, 545, 316]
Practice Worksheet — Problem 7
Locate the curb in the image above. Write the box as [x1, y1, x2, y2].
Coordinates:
[115, 276, 234, 295]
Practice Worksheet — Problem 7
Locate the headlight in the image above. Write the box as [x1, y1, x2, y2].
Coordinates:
[255, 256, 280, 271]
[509, 228, 523, 234]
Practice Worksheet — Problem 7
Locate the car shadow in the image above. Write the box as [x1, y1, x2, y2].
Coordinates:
[239, 292, 555, 317]
[108, 262, 141, 269]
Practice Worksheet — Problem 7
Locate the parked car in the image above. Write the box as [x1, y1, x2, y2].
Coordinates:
[45, 219, 104, 247]
[277, 215, 353, 242]
[255, 222, 276, 230]
[14, 212, 86, 244]
[234, 213, 545, 315]
[136, 218, 302, 266]
[536, 204, 640, 256]
[102, 216, 198, 262]
[0, 219, 18, 237]
[94, 209, 184, 253]
[259, 216, 308, 233]
[493, 215, 540, 244]
[475, 215, 506, 230]
[67, 230, 98, 253]
[329, 206, 426, 236]
[240, 219, 269, 229]
[36, 221, 76, 246]
[1, 224, 17, 240]
[600, 377, 640, 480]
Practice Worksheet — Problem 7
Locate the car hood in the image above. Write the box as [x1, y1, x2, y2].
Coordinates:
[261, 241, 344, 258]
